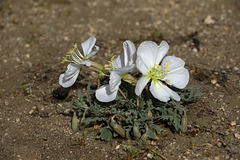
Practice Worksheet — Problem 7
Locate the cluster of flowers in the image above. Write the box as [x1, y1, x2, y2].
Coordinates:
[59, 37, 189, 103]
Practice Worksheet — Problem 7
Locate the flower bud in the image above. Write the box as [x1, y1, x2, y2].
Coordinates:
[133, 121, 141, 140]
[71, 112, 78, 132]
[182, 110, 187, 133]
[110, 121, 126, 138]
[146, 110, 153, 124]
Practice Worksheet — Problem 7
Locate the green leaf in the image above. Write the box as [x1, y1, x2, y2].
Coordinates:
[99, 127, 113, 141]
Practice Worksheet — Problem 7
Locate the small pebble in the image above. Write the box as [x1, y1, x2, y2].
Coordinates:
[25, 54, 30, 58]
[211, 79, 217, 84]
[230, 121, 236, 126]
[234, 133, 240, 139]
[147, 153, 153, 159]
[192, 48, 198, 53]
[16, 118, 20, 122]
[204, 15, 215, 25]
[216, 141, 222, 147]
[29, 109, 34, 115]
[25, 44, 30, 48]
[64, 36, 70, 41]
[115, 145, 121, 149]
[233, 67, 239, 71]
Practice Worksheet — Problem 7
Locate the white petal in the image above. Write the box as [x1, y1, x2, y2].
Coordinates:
[135, 76, 150, 96]
[123, 40, 136, 65]
[95, 85, 118, 102]
[114, 64, 135, 75]
[59, 64, 80, 88]
[112, 40, 136, 69]
[149, 81, 171, 102]
[113, 54, 124, 69]
[137, 41, 158, 68]
[161, 56, 185, 71]
[86, 45, 99, 59]
[164, 67, 189, 89]
[136, 56, 150, 75]
[162, 84, 181, 101]
[79, 60, 91, 66]
[81, 37, 96, 56]
[155, 41, 169, 65]
[149, 81, 180, 102]
[109, 71, 121, 92]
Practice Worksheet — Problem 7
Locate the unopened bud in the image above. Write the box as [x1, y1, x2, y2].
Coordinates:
[71, 112, 78, 132]
[110, 121, 126, 138]
[133, 121, 141, 140]
[182, 110, 187, 133]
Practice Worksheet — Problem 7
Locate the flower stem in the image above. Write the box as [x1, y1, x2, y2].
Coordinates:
[118, 88, 127, 100]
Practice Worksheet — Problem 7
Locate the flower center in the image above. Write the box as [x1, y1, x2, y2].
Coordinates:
[147, 60, 172, 85]
[62, 43, 87, 64]
[104, 56, 116, 70]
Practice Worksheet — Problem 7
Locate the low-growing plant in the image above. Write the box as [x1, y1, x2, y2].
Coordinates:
[59, 36, 201, 141]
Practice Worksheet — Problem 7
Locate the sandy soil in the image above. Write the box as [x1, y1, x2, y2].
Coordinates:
[0, 0, 240, 159]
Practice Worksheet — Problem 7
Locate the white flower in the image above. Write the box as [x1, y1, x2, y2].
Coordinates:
[135, 40, 189, 102]
[96, 40, 136, 102]
[59, 37, 99, 88]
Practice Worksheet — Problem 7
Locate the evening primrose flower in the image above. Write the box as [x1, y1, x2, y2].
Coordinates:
[96, 40, 136, 102]
[59, 37, 99, 88]
[135, 41, 189, 102]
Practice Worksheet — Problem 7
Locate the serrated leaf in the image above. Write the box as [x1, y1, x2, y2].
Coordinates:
[64, 102, 79, 109]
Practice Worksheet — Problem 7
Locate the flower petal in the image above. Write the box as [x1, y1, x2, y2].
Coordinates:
[164, 67, 189, 89]
[149, 81, 180, 102]
[86, 45, 99, 59]
[113, 53, 124, 69]
[59, 64, 80, 88]
[81, 37, 96, 56]
[123, 40, 136, 65]
[149, 81, 171, 102]
[114, 64, 135, 75]
[136, 56, 150, 75]
[95, 84, 118, 102]
[137, 41, 158, 68]
[162, 84, 181, 101]
[135, 75, 150, 96]
[155, 41, 169, 65]
[109, 71, 121, 92]
[161, 56, 185, 71]
[79, 60, 91, 66]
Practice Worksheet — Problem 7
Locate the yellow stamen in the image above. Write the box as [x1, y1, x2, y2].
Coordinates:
[147, 61, 172, 88]
[104, 55, 116, 70]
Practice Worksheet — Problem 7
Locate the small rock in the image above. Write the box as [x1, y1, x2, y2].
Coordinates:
[64, 36, 70, 41]
[115, 145, 121, 149]
[16, 118, 20, 122]
[233, 67, 239, 71]
[230, 121, 236, 127]
[214, 157, 220, 160]
[25, 44, 30, 48]
[192, 48, 198, 53]
[234, 132, 240, 139]
[216, 84, 221, 87]
[211, 79, 217, 84]
[216, 141, 222, 147]
[29, 109, 34, 115]
[204, 15, 215, 25]
[25, 54, 30, 58]
[147, 153, 153, 159]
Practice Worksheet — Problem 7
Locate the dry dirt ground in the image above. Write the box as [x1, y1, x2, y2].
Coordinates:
[0, 0, 240, 159]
